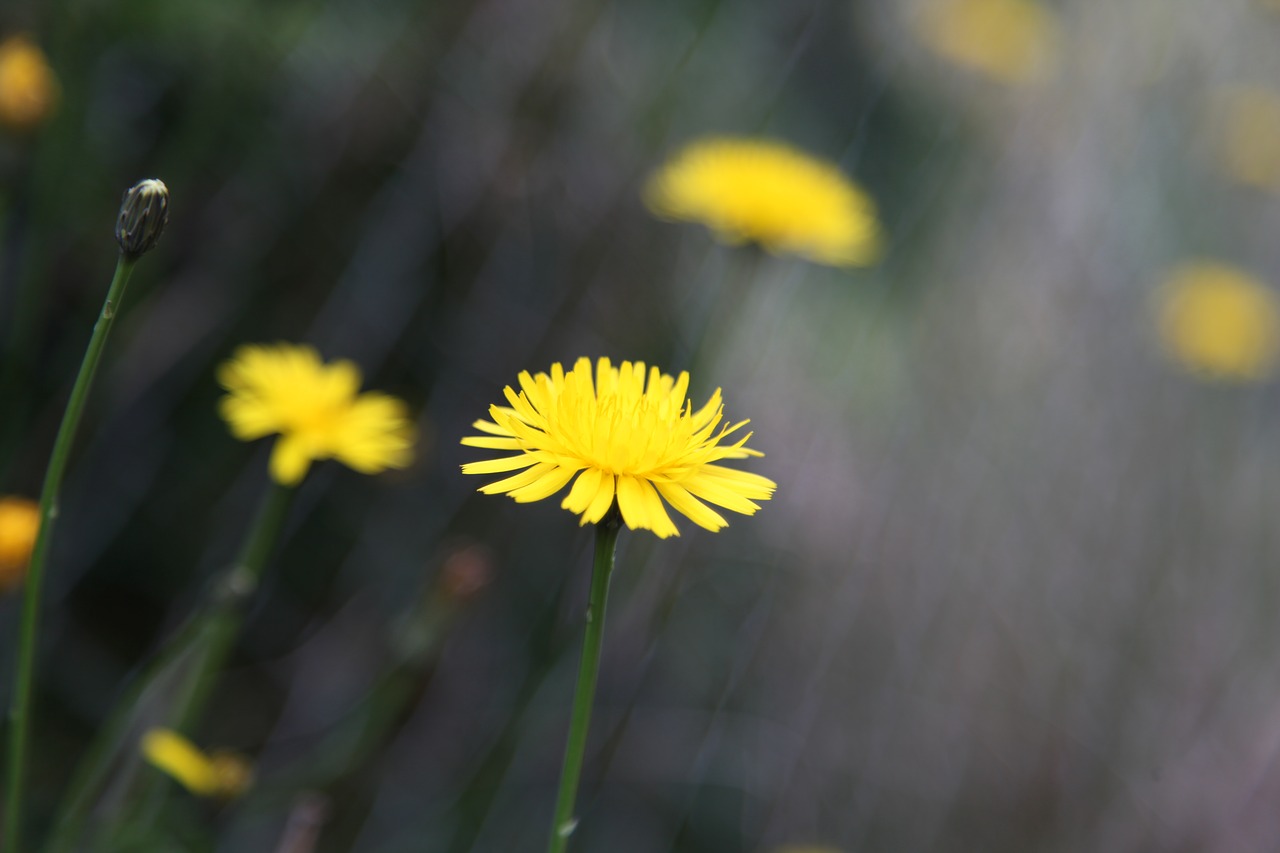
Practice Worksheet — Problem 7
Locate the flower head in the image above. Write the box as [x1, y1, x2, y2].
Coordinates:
[218, 343, 415, 486]
[644, 138, 882, 268]
[140, 728, 253, 799]
[0, 35, 58, 132]
[1209, 87, 1280, 192]
[461, 357, 776, 538]
[1155, 261, 1280, 382]
[0, 497, 39, 592]
[911, 0, 1059, 87]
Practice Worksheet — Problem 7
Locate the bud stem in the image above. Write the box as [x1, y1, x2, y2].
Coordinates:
[3, 252, 136, 853]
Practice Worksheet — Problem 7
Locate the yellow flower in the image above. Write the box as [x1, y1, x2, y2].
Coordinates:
[218, 343, 415, 486]
[140, 728, 253, 799]
[911, 0, 1059, 86]
[0, 497, 40, 592]
[1209, 86, 1280, 191]
[461, 357, 776, 538]
[1155, 261, 1280, 382]
[0, 35, 59, 132]
[644, 138, 882, 268]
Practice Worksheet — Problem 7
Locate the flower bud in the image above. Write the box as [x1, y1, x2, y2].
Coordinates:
[115, 178, 170, 259]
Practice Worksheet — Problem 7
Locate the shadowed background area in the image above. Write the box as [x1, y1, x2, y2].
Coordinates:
[3, 0, 1280, 850]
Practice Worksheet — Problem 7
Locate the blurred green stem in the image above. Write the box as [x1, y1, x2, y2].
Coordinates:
[4, 254, 136, 853]
[169, 481, 295, 733]
[42, 613, 206, 853]
[547, 509, 620, 853]
[119, 481, 295, 840]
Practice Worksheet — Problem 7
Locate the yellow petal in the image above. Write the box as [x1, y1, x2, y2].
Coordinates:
[654, 481, 728, 532]
[269, 436, 314, 486]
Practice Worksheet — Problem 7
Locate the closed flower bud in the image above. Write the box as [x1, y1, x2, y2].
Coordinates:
[115, 178, 170, 259]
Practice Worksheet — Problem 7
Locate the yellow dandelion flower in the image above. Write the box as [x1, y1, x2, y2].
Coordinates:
[644, 138, 883, 268]
[140, 728, 253, 799]
[1155, 261, 1280, 382]
[218, 343, 415, 486]
[1209, 86, 1280, 192]
[461, 357, 776, 539]
[0, 497, 40, 592]
[911, 0, 1059, 87]
[0, 35, 59, 132]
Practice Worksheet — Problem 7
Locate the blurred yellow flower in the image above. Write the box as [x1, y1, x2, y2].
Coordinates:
[911, 0, 1059, 86]
[1209, 86, 1280, 191]
[0, 35, 58, 132]
[1155, 261, 1280, 382]
[644, 138, 882, 268]
[140, 728, 253, 799]
[218, 343, 415, 486]
[461, 357, 776, 538]
[0, 497, 39, 592]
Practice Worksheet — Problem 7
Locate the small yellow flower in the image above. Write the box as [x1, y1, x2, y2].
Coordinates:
[1209, 87, 1280, 191]
[644, 138, 882, 268]
[0, 35, 59, 132]
[0, 497, 40, 592]
[1155, 261, 1280, 382]
[140, 728, 253, 799]
[218, 343, 415, 486]
[461, 357, 776, 538]
[911, 0, 1059, 86]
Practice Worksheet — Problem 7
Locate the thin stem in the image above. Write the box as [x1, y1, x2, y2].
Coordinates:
[41, 611, 206, 853]
[172, 480, 295, 733]
[547, 510, 621, 853]
[120, 481, 295, 837]
[4, 254, 136, 853]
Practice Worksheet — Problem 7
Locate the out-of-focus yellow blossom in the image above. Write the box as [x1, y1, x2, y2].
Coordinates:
[1209, 87, 1280, 191]
[0, 497, 39, 592]
[644, 138, 882, 268]
[911, 0, 1059, 86]
[462, 357, 776, 538]
[1155, 261, 1280, 382]
[140, 728, 253, 799]
[218, 343, 415, 486]
[0, 35, 59, 132]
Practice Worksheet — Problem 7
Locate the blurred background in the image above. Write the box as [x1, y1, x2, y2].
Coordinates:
[4, 0, 1280, 850]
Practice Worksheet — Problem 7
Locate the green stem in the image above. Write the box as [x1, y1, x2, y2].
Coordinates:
[547, 511, 621, 853]
[121, 481, 295, 837]
[172, 480, 295, 733]
[42, 611, 205, 853]
[4, 254, 136, 853]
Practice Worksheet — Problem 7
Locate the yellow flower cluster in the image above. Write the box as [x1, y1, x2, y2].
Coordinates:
[461, 357, 775, 538]
[645, 138, 882, 268]
[218, 343, 415, 486]
[1155, 261, 1280, 383]
[1209, 86, 1280, 192]
[0, 497, 39, 592]
[910, 0, 1059, 87]
[140, 729, 253, 799]
[0, 35, 58, 132]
